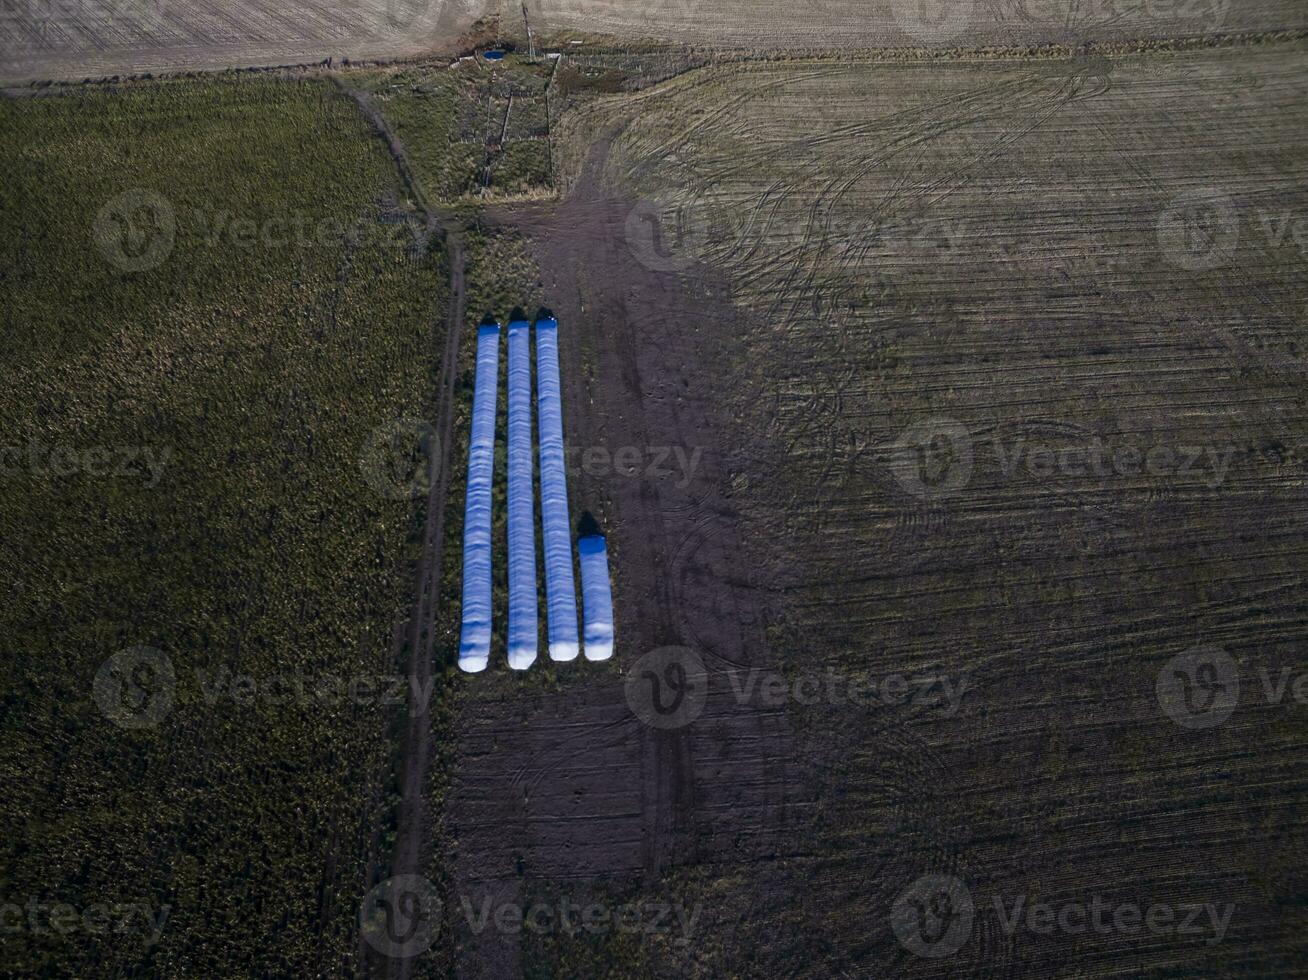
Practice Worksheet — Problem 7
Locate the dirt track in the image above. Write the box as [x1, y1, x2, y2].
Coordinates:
[338, 73, 469, 980]
[386, 229, 464, 980]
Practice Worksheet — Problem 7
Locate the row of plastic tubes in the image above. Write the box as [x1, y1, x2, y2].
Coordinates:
[458, 310, 614, 673]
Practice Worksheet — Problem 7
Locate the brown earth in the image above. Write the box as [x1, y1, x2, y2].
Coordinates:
[509, 0, 1308, 52]
[435, 40, 1308, 977]
[439, 137, 813, 976]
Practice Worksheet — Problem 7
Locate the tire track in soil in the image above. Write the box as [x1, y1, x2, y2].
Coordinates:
[336, 75, 469, 980]
[383, 230, 465, 980]
[441, 138, 810, 977]
[589, 51, 1308, 977]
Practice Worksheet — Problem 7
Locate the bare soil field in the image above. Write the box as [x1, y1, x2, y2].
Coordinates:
[8, 0, 1308, 86]
[514, 0, 1307, 51]
[0, 0, 483, 84]
[433, 39, 1308, 976]
[439, 179, 801, 977]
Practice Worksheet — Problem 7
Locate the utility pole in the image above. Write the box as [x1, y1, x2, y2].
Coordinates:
[500, 91, 514, 147]
[522, 3, 536, 61]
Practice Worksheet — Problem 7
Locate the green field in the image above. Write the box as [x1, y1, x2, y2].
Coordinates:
[351, 55, 557, 207]
[0, 78, 445, 975]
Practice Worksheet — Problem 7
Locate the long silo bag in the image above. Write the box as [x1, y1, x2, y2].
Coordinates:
[578, 534, 614, 661]
[535, 316, 580, 660]
[506, 317, 538, 670]
[458, 321, 500, 673]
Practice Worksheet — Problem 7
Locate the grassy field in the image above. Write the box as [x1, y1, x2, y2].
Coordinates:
[352, 54, 557, 207]
[0, 76, 446, 975]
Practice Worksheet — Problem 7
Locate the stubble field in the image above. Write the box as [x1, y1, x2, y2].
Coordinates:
[428, 38, 1308, 976]
[0, 0, 482, 83]
[514, 0, 1306, 51]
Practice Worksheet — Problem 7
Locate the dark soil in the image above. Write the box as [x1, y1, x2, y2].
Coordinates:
[439, 135, 811, 977]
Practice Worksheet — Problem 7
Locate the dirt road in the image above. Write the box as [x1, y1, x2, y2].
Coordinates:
[337, 74, 471, 979]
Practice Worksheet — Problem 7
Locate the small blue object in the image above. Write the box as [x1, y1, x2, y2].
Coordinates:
[483, 50, 506, 61]
[578, 534, 614, 661]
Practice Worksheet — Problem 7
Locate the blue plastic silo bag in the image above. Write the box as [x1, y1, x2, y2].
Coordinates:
[535, 317, 580, 660]
[458, 321, 500, 672]
[506, 318, 538, 670]
[578, 534, 614, 661]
